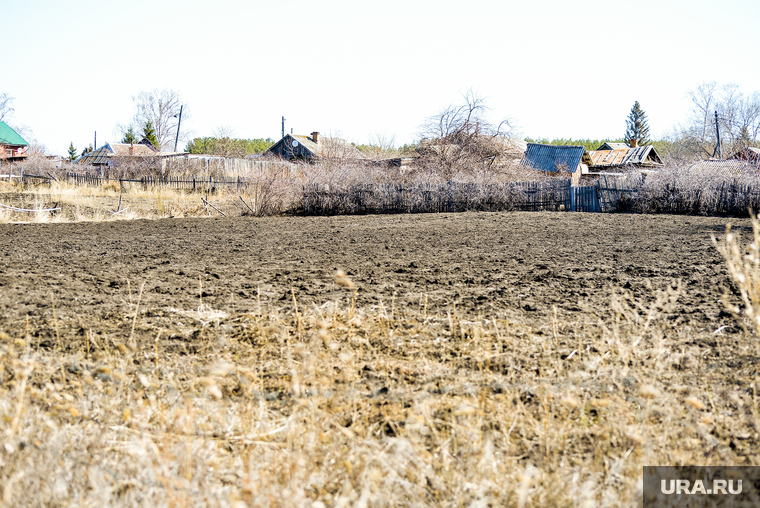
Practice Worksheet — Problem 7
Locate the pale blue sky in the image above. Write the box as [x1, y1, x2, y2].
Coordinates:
[3, 0, 759, 155]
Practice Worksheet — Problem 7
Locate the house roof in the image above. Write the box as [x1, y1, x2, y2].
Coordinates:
[521, 143, 590, 173]
[109, 143, 157, 156]
[728, 146, 760, 161]
[76, 142, 172, 165]
[268, 133, 365, 159]
[0, 121, 28, 147]
[597, 142, 630, 150]
[588, 145, 662, 167]
[687, 159, 758, 177]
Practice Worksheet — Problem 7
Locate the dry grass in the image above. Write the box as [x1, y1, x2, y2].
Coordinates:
[0, 178, 283, 223]
[0, 256, 757, 506]
[714, 214, 760, 339]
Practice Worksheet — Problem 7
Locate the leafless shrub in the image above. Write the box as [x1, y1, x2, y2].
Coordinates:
[237, 162, 300, 216]
[416, 90, 518, 179]
[632, 162, 760, 215]
[300, 158, 571, 215]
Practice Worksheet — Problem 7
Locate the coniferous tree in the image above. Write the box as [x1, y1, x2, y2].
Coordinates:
[67, 142, 78, 161]
[121, 126, 138, 144]
[625, 101, 651, 145]
[141, 121, 159, 149]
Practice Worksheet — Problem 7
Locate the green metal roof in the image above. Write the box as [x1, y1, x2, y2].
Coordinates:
[0, 121, 28, 146]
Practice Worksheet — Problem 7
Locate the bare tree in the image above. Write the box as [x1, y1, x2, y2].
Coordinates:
[357, 132, 400, 160]
[416, 90, 515, 179]
[129, 88, 187, 151]
[0, 93, 14, 122]
[204, 125, 243, 158]
[680, 82, 760, 159]
[319, 132, 365, 163]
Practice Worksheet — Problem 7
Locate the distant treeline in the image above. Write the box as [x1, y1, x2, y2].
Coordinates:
[186, 137, 275, 156]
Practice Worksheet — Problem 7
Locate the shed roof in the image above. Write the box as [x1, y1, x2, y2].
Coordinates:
[687, 159, 757, 177]
[588, 145, 662, 167]
[0, 121, 28, 147]
[521, 143, 590, 173]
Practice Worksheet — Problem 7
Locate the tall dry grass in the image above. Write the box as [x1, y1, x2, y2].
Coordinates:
[0, 260, 756, 506]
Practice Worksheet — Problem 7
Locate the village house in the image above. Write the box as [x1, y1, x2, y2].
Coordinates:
[728, 146, 760, 164]
[587, 140, 662, 174]
[267, 131, 365, 161]
[520, 143, 592, 185]
[76, 140, 159, 166]
[0, 121, 28, 162]
[76, 140, 186, 176]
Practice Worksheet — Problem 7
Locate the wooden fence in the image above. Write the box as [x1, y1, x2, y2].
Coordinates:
[302, 180, 573, 215]
[60, 172, 277, 194]
[571, 186, 600, 212]
[596, 174, 641, 212]
[159, 158, 295, 178]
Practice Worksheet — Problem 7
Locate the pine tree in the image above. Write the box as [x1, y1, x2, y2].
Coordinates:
[121, 126, 138, 144]
[67, 142, 78, 161]
[142, 121, 159, 149]
[625, 101, 651, 146]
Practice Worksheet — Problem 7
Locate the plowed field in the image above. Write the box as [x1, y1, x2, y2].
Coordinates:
[0, 212, 744, 345]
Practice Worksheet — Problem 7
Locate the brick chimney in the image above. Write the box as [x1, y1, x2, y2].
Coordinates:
[630, 138, 638, 148]
[311, 131, 320, 143]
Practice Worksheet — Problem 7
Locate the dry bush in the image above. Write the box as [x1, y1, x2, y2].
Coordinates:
[632, 162, 760, 215]
[416, 91, 517, 179]
[237, 163, 300, 217]
[298, 158, 572, 215]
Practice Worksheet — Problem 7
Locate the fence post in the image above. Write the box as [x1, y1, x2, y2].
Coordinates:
[570, 186, 576, 212]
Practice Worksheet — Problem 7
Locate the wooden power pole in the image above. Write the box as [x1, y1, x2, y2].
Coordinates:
[713, 110, 722, 159]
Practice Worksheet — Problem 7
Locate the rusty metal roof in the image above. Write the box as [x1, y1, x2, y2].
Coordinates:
[521, 143, 590, 173]
[588, 146, 662, 167]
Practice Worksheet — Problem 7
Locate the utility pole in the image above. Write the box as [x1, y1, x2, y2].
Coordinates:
[282, 116, 285, 139]
[173, 105, 184, 152]
[713, 110, 722, 159]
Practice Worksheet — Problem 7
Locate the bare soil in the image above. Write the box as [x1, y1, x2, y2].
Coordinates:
[2, 211, 759, 506]
[0, 211, 745, 347]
